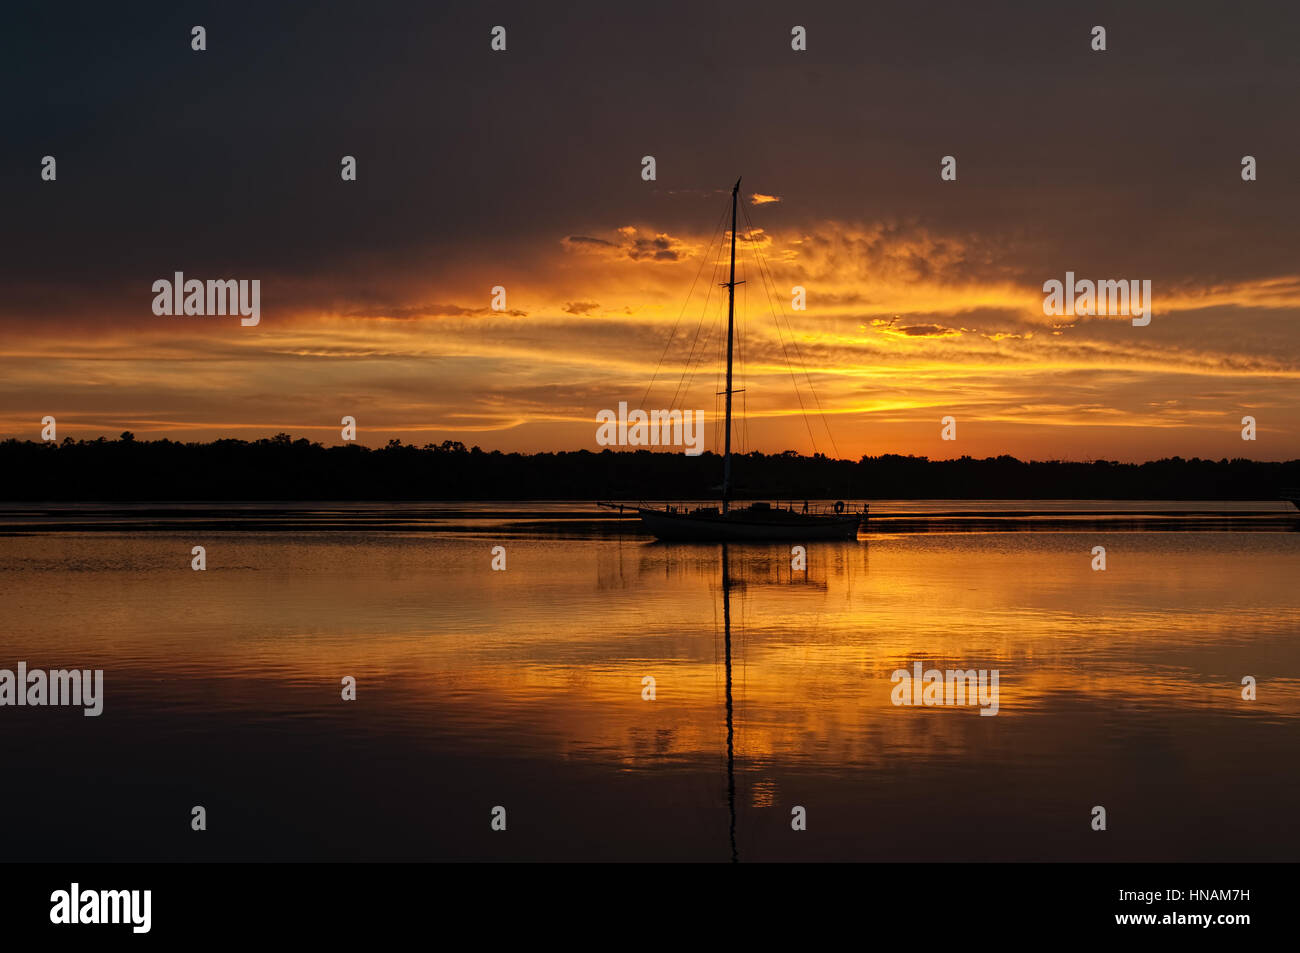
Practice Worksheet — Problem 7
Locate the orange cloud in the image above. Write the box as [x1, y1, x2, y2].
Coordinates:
[4, 217, 1300, 461]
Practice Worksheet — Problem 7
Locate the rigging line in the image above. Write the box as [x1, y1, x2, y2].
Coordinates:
[721, 253, 739, 461]
[749, 217, 839, 459]
[668, 199, 732, 415]
[753, 248, 817, 457]
[674, 255, 726, 416]
[642, 200, 729, 410]
[725, 258, 742, 460]
[724, 244, 749, 460]
[712, 266, 725, 456]
[717, 384, 728, 460]
[740, 210, 820, 455]
[668, 236, 724, 416]
[715, 284, 726, 455]
[712, 288, 725, 456]
[739, 248, 749, 455]
[667, 230, 724, 415]
[677, 215, 735, 419]
[765, 253, 840, 459]
[739, 206, 818, 456]
[741, 202, 841, 459]
[740, 204, 818, 446]
[742, 252, 751, 454]
[733, 245, 742, 457]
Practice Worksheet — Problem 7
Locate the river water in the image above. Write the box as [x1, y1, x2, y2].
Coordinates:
[1, 502, 1296, 861]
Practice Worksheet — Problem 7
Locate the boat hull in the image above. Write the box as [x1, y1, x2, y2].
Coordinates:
[636, 507, 864, 541]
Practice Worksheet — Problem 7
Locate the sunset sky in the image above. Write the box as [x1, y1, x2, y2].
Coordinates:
[4, 0, 1299, 461]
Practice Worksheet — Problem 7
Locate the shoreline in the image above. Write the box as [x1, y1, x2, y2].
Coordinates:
[0, 500, 1295, 535]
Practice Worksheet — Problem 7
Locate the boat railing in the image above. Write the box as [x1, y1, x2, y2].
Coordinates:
[597, 500, 870, 516]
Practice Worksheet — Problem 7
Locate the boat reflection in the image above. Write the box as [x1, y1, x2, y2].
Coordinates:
[721, 542, 738, 863]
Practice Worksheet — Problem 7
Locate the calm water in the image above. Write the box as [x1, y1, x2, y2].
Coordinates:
[1, 502, 1297, 861]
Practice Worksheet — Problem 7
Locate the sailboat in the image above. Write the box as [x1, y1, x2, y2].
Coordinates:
[619, 178, 867, 542]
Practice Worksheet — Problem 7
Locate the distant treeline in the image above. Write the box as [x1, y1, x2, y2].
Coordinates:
[2, 433, 1298, 501]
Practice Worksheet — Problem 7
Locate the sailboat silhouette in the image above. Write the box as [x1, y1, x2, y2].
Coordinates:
[626, 179, 867, 541]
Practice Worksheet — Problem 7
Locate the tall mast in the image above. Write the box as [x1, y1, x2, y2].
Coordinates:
[721, 177, 741, 514]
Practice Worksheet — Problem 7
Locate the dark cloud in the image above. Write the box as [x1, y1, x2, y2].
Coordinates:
[346, 304, 492, 319]
[340, 302, 531, 320]
[562, 236, 616, 249]
[896, 324, 958, 337]
[6, 0, 1295, 310]
[626, 235, 682, 261]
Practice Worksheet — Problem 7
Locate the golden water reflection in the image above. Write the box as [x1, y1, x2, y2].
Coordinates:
[3, 527, 1297, 860]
